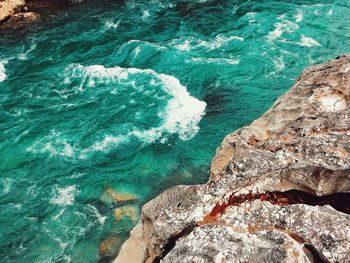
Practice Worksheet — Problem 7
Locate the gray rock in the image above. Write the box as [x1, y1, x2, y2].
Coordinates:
[114, 55, 350, 263]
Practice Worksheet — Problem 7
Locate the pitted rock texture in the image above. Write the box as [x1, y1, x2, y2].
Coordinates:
[114, 55, 350, 263]
[0, 0, 25, 22]
[163, 225, 310, 263]
[0, 0, 85, 30]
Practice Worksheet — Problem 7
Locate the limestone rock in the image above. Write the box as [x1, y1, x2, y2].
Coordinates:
[101, 186, 138, 204]
[0, 0, 86, 31]
[0, 11, 39, 30]
[114, 55, 350, 263]
[114, 205, 139, 223]
[0, 0, 25, 22]
[99, 235, 122, 261]
[163, 225, 311, 263]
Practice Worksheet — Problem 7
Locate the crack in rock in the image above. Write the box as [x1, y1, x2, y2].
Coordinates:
[114, 55, 350, 263]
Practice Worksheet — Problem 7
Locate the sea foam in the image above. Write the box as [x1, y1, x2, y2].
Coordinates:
[0, 61, 7, 82]
[87, 204, 107, 225]
[104, 19, 120, 30]
[267, 20, 299, 41]
[295, 9, 304, 22]
[273, 56, 285, 71]
[18, 39, 37, 61]
[1, 178, 12, 195]
[27, 131, 75, 158]
[190, 57, 240, 65]
[51, 185, 77, 206]
[297, 34, 321, 47]
[174, 34, 244, 52]
[65, 64, 206, 152]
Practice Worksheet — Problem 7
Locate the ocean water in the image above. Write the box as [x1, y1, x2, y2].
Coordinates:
[0, 0, 349, 262]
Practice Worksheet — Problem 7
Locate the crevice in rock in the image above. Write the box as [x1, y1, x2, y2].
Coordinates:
[303, 244, 329, 263]
[152, 224, 198, 263]
[202, 190, 350, 224]
[279, 229, 329, 263]
[152, 189, 350, 262]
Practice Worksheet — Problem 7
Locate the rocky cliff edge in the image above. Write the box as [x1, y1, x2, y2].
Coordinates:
[0, 0, 84, 30]
[114, 55, 350, 263]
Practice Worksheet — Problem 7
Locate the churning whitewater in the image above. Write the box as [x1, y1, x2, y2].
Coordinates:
[27, 64, 206, 159]
[0, 0, 349, 262]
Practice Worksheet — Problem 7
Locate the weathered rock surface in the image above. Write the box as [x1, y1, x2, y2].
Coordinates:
[0, 11, 39, 29]
[0, 0, 25, 22]
[0, 0, 85, 30]
[114, 55, 350, 263]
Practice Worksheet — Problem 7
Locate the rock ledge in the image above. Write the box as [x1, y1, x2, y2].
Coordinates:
[0, 0, 85, 30]
[115, 55, 350, 263]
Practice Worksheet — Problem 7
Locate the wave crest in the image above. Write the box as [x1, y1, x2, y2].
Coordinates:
[0, 61, 7, 82]
[65, 64, 206, 153]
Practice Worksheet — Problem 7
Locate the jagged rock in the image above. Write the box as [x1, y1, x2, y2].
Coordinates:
[0, 11, 39, 30]
[0, 0, 25, 22]
[114, 55, 350, 263]
[0, 0, 86, 30]
[163, 225, 311, 263]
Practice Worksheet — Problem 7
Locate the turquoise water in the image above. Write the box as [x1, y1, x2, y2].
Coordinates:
[0, 0, 349, 262]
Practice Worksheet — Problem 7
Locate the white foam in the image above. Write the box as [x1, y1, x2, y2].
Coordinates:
[267, 20, 299, 41]
[83, 135, 126, 153]
[40, 141, 74, 157]
[246, 12, 257, 23]
[297, 35, 321, 47]
[295, 9, 304, 22]
[173, 34, 244, 52]
[153, 72, 206, 140]
[1, 178, 12, 194]
[210, 34, 244, 49]
[51, 185, 77, 205]
[87, 204, 107, 225]
[175, 39, 191, 51]
[18, 39, 37, 61]
[27, 131, 76, 158]
[62, 142, 74, 157]
[118, 39, 166, 55]
[0, 61, 7, 82]
[191, 57, 240, 65]
[66, 64, 206, 152]
[142, 10, 151, 20]
[104, 19, 120, 30]
[53, 209, 65, 220]
[133, 46, 141, 57]
[273, 56, 285, 71]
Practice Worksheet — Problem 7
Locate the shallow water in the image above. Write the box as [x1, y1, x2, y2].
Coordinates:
[0, 0, 349, 262]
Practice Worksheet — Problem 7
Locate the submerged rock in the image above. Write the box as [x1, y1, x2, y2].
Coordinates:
[101, 186, 138, 204]
[114, 205, 139, 223]
[114, 55, 350, 263]
[99, 235, 122, 261]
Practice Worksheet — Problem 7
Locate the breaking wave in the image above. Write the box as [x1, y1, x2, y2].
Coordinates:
[0, 61, 7, 82]
[69, 64, 205, 152]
